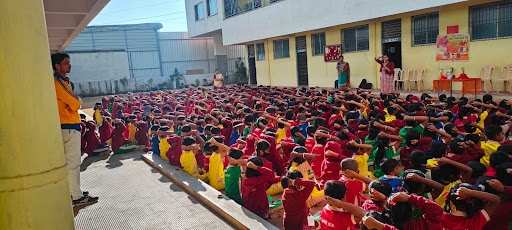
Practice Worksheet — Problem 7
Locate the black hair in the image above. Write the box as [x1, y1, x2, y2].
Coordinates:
[410, 150, 427, 172]
[314, 117, 326, 128]
[306, 125, 317, 137]
[244, 114, 255, 123]
[374, 137, 390, 167]
[466, 161, 487, 179]
[333, 119, 345, 131]
[444, 183, 483, 218]
[337, 126, 355, 140]
[443, 123, 458, 138]
[246, 157, 264, 177]
[285, 110, 295, 120]
[490, 151, 510, 168]
[449, 138, 465, 154]
[369, 180, 392, 198]
[349, 139, 363, 153]
[482, 94, 493, 104]
[405, 130, 421, 146]
[362, 211, 393, 230]
[315, 130, 328, 145]
[228, 148, 243, 160]
[324, 180, 347, 200]
[476, 176, 499, 195]
[389, 200, 413, 229]
[429, 141, 447, 158]
[402, 169, 426, 194]
[496, 162, 512, 186]
[463, 122, 477, 133]
[464, 134, 480, 144]
[150, 125, 161, 131]
[485, 125, 503, 141]
[182, 136, 197, 146]
[181, 125, 192, 133]
[256, 140, 271, 156]
[51, 53, 70, 70]
[291, 126, 301, 137]
[281, 170, 304, 189]
[380, 158, 399, 175]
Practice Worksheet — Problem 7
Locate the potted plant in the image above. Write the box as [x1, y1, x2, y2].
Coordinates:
[234, 57, 248, 85]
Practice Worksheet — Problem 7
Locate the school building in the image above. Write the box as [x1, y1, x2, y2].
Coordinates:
[186, 0, 512, 90]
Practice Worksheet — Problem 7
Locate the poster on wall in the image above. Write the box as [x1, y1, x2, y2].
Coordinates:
[436, 33, 470, 62]
[324, 44, 341, 62]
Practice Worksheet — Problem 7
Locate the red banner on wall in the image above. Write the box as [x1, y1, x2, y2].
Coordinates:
[447, 25, 459, 34]
[324, 45, 341, 62]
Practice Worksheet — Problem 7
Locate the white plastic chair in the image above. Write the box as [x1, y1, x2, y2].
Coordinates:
[393, 68, 403, 91]
[495, 64, 512, 93]
[480, 65, 495, 93]
[409, 68, 425, 91]
[400, 68, 412, 91]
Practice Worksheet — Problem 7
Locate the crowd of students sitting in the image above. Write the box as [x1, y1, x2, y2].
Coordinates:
[82, 85, 512, 230]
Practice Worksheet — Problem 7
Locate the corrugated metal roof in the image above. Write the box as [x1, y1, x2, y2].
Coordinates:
[227, 45, 245, 59]
[158, 32, 190, 40]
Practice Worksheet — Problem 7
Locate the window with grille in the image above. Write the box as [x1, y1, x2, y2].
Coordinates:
[470, 1, 512, 41]
[257, 43, 265, 60]
[207, 0, 217, 16]
[412, 12, 439, 46]
[195, 2, 205, 21]
[342, 25, 369, 53]
[274, 39, 290, 59]
[312, 33, 326, 56]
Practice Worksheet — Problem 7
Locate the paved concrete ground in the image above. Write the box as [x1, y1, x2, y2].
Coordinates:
[75, 152, 234, 230]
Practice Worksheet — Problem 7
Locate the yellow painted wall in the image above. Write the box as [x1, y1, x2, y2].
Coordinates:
[252, 0, 512, 91]
[255, 40, 271, 85]
[266, 36, 298, 87]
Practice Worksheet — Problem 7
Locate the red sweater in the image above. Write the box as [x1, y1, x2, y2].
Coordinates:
[165, 136, 182, 167]
[483, 185, 512, 230]
[134, 122, 149, 146]
[311, 145, 325, 180]
[446, 143, 484, 165]
[320, 154, 346, 188]
[111, 123, 130, 151]
[241, 166, 281, 215]
[399, 137, 432, 169]
[383, 195, 443, 230]
[282, 178, 316, 230]
[260, 134, 284, 176]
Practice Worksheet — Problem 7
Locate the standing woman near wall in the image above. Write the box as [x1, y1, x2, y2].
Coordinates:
[336, 55, 350, 89]
[375, 55, 394, 95]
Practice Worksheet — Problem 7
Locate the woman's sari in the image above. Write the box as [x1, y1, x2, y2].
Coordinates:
[337, 61, 350, 88]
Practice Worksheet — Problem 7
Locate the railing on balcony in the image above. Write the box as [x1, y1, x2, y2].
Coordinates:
[224, 0, 283, 19]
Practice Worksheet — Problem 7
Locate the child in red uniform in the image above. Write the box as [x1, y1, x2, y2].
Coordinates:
[441, 183, 501, 230]
[241, 157, 281, 218]
[320, 180, 365, 230]
[320, 141, 347, 188]
[281, 170, 316, 230]
[339, 158, 372, 206]
[311, 130, 328, 180]
[134, 121, 149, 151]
[362, 192, 443, 230]
[483, 165, 512, 230]
[362, 180, 392, 213]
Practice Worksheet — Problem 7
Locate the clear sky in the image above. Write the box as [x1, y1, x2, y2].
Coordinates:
[89, 0, 187, 32]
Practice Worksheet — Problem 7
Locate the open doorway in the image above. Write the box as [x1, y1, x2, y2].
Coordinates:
[296, 36, 309, 86]
[382, 19, 402, 89]
[247, 44, 257, 85]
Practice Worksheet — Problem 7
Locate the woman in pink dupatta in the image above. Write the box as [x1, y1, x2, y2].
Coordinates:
[375, 55, 394, 95]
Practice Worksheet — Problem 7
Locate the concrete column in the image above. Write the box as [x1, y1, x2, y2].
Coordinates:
[213, 32, 228, 77]
[0, 0, 75, 229]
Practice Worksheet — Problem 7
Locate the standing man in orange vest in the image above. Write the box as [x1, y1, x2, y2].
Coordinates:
[51, 53, 98, 206]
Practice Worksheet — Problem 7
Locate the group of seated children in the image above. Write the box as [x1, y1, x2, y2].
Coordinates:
[87, 86, 512, 230]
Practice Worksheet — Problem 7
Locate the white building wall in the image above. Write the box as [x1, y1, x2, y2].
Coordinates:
[186, 0, 223, 37]
[69, 52, 130, 82]
[186, 0, 468, 45]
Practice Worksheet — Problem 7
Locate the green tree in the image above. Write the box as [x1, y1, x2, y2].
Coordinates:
[234, 57, 248, 84]
[169, 68, 184, 89]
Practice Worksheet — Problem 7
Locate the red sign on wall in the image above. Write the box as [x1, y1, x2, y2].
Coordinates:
[324, 45, 341, 62]
[447, 25, 459, 34]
